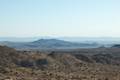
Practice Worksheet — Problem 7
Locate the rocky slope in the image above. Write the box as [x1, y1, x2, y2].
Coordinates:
[0, 46, 120, 80]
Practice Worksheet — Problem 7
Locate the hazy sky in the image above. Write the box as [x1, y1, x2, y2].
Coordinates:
[0, 0, 120, 37]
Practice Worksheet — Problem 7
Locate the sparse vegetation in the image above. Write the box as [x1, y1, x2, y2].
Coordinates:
[0, 46, 120, 80]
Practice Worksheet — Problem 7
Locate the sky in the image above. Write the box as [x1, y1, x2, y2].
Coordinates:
[0, 0, 120, 37]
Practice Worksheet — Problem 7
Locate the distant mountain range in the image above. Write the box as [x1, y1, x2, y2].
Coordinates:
[0, 39, 99, 50]
[1, 37, 120, 44]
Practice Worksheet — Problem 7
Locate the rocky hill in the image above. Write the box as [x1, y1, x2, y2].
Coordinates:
[112, 44, 120, 48]
[0, 46, 120, 80]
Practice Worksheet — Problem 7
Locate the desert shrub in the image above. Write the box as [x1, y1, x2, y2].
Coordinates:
[17, 60, 34, 67]
[36, 59, 48, 66]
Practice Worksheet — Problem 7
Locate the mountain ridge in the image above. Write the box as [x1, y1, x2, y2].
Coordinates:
[0, 39, 99, 50]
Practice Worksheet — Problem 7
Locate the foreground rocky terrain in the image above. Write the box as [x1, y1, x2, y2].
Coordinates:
[0, 46, 120, 80]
